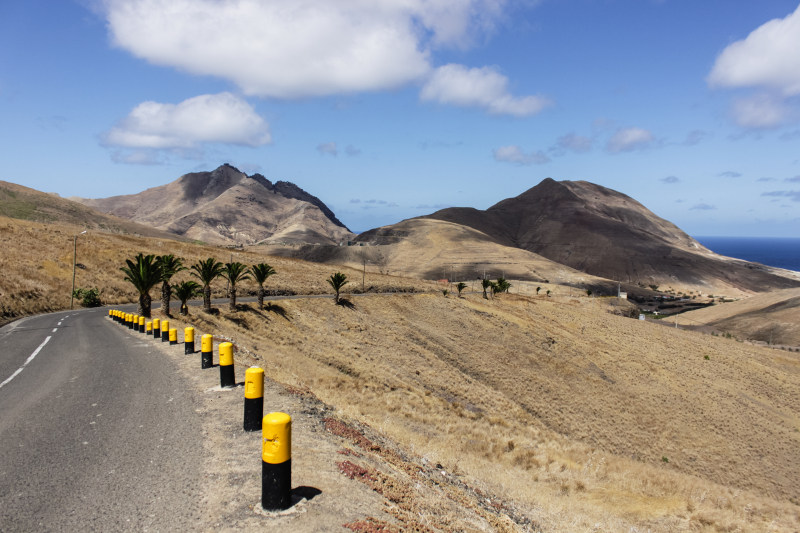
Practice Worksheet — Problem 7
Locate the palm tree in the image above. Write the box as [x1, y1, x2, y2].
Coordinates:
[327, 272, 348, 304]
[456, 282, 467, 297]
[495, 277, 511, 294]
[157, 254, 185, 317]
[222, 262, 251, 311]
[120, 253, 162, 317]
[172, 280, 201, 316]
[190, 257, 224, 312]
[481, 278, 492, 299]
[251, 263, 277, 310]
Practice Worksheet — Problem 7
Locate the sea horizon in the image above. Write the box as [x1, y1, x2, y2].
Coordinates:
[695, 236, 800, 273]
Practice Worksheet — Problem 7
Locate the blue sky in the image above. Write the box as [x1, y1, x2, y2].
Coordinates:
[1, 0, 799, 236]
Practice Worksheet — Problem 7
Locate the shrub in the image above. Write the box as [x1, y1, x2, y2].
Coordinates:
[73, 287, 102, 307]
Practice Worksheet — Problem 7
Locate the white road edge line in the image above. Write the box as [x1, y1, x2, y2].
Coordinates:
[0, 335, 52, 390]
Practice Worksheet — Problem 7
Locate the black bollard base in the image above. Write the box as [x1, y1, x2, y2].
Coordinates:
[153, 329, 160, 339]
[220, 364, 235, 388]
[201, 351, 213, 369]
[185, 340, 194, 355]
[244, 396, 264, 432]
[262, 460, 292, 511]
[162, 331, 169, 342]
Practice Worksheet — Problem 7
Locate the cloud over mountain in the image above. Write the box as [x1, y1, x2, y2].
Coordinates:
[420, 64, 551, 116]
[104, 93, 270, 149]
[708, 4, 800, 129]
[101, 0, 519, 100]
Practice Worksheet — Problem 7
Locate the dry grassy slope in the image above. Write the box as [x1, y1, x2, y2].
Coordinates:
[5, 215, 800, 530]
[676, 288, 800, 346]
[182, 293, 800, 532]
[0, 180, 182, 240]
[0, 216, 429, 323]
[265, 218, 623, 294]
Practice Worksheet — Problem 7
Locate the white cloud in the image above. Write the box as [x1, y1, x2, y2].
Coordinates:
[493, 145, 550, 165]
[110, 150, 164, 165]
[317, 142, 338, 156]
[708, 4, 800, 96]
[730, 93, 792, 129]
[104, 92, 271, 149]
[421, 64, 551, 116]
[101, 0, 510, 99]
[345, 145, 362, 157]
[606, 127, 654, 153]
[554, 132, 592, 153]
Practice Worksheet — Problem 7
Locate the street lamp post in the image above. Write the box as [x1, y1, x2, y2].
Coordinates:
[71, 230, 87, 309]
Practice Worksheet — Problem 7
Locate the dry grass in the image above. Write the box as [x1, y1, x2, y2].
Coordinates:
[176, 293, 800, 532]
[0, 216, 432, 324]
[5, 216, 800, 531]
[677, 288, 800, 347]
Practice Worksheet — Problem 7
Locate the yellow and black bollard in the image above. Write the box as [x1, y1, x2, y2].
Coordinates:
[161, 319, 170, 342]
[262, 412, 292, 510]
[152, 318, 160, 339]
[243, 367, 264, 431]
[201, 334, 213, 369]
[132, 314, 139, 330]
[169, 328, 178, 345]
[184, 327, 195, 355]
[219, 342, 235, 388]
[146, 321, 152, 335]
[139, 316, 146, 333]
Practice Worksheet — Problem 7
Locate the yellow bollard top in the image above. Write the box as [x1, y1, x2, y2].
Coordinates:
[262, 412, 291, 464]
[201, 334, 213, 352]
[184, 326, 195, 342]
[146, 321, 152, 332]
[244, 367, 264, 399]
[169, 328, 177, 341]
[161, 320, 169, 332]
[153, 318, 160, 328]
[139, 316, 145, 325]
[219, 342, 234, 366]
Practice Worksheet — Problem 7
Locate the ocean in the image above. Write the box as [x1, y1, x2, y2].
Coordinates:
[695, 236, 800, 272]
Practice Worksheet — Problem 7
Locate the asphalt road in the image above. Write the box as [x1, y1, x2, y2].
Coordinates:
[0, 307, 205, 532]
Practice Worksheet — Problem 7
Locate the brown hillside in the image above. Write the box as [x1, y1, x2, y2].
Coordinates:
[424, 178, 800, 295]
[0, 216, 425, 324]
[266, 218, 623, 294]
[0, 180, 183, 240]
[177, 292, 800, 531]
[3, 216, 800, 530]
[76, 164, 353, 246]
[677, 288, 800, 346]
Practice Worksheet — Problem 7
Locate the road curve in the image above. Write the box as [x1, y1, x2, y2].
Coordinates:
[0, 308, 204, 531]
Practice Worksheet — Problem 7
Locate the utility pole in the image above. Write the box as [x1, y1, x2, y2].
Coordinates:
[70, 230, 87, 309]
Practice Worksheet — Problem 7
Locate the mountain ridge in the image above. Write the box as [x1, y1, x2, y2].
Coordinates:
[422, 178, 799, 294]
[76, 164, 352, 246]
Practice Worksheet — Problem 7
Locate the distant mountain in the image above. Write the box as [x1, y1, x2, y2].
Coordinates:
[76, 164, 353, 246]
[267, 217, 618, 292]
[421, 178, 799, 294]
[0, 180, 183, 239]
